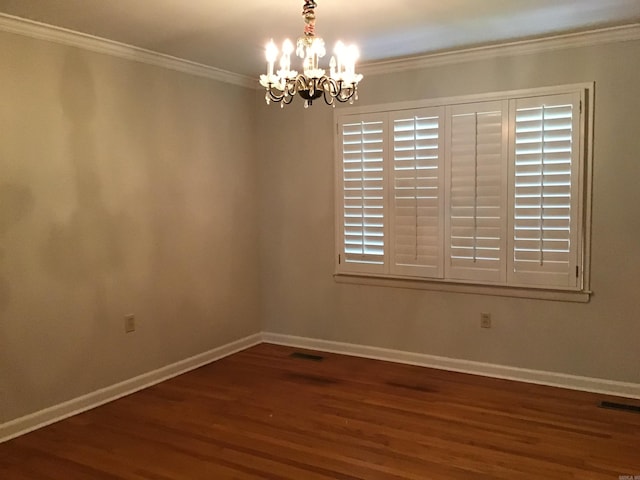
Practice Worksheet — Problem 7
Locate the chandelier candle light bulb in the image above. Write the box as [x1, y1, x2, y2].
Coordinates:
[259, 0, 363, 108]
[265, 40, 278, 77]
[280, 39, 294, 75]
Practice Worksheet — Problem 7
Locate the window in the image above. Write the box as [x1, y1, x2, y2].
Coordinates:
[335, 85, 592, 295]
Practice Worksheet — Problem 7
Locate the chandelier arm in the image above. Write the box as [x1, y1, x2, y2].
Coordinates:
[339, 81, 350, 102]
[320, 77, 337, 105]
[295, 75, 309, 95]
[322, 90, 335, 106]
[331, 80, 348, 103]
[335, 82, 357, 103]
[287, 79, 299, 102]
[266, 84, 286, 103]
[284, 78, 298, 98]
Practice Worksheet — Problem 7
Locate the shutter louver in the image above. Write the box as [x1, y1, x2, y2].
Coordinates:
[509, 93, 581, 288]
[446, 102, 507, 282]
[339, 115, 387, 272]
[390, 108, 444, 277]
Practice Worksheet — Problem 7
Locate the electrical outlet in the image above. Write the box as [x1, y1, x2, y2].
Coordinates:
[124, 314, 136, 333]
[480, 312, 492, 329]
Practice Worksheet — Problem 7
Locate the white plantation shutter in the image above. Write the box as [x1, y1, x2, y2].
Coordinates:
[389, 108, 444, 277]
[338, 114, 387, 273]
[335, 85, 590, 294]
[445, 102, 508, 282]
[508, 93, 582, 288]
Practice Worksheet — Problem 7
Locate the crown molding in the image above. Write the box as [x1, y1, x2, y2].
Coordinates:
[0, 13, 257, 89]
[2, 12, 638, 88]
[360, 23, 640, 76]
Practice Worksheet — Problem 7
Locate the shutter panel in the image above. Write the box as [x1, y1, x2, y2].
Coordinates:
[445, 101, 508, 282]
[389, 108, 444, 278]
[508, 93, 581, 288]
[337, 114, 387, 273]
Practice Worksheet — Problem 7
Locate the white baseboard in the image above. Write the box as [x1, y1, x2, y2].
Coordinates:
[3, 331, 638, 444]
[262, 332, 640, 400]
[0, 333, 262, 443]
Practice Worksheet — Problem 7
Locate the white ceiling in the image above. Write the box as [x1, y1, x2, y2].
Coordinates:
[0, 0, 639, 77]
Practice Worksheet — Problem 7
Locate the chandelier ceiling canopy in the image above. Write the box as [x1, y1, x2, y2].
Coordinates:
[259, 0, 364, 108]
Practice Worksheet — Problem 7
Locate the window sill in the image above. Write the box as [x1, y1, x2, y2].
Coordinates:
[333, 273, 591, 303]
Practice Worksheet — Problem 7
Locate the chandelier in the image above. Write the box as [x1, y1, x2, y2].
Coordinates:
[259, 0, 363, 108]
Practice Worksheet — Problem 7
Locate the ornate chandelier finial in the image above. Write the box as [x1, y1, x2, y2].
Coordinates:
[259, 0, 363, 108]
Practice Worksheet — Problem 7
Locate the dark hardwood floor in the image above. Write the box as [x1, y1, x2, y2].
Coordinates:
[1, 343, 639, 479]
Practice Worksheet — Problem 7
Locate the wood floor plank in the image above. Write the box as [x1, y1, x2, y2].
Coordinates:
[1, 343, 639, 479]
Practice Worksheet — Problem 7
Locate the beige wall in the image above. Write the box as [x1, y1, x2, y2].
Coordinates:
[257, 39, 640, 384]
[0, 32, 260, 422]
[2, 27, 639, 427]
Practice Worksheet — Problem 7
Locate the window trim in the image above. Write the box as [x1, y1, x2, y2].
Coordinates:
[333, 272, 592, 303]
[334, 83, 594, 301]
